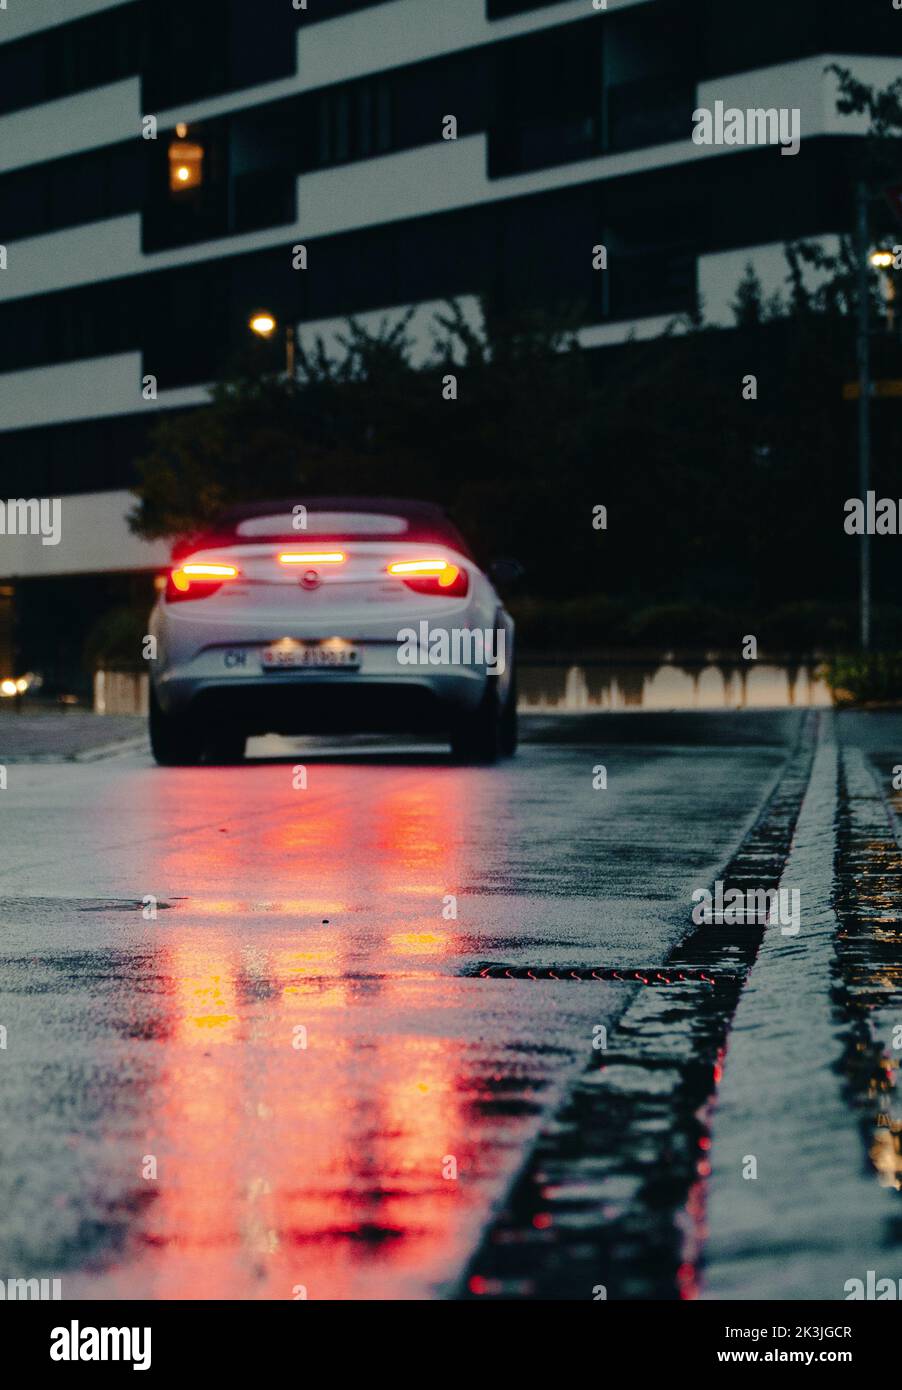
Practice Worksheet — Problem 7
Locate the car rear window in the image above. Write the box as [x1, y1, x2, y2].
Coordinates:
[236, 511, 409, 538]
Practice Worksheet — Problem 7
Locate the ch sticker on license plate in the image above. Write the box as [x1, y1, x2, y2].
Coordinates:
[261, 641, 360, 670]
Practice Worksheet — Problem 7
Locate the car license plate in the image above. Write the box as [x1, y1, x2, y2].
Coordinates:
[261, 641, 360, 670]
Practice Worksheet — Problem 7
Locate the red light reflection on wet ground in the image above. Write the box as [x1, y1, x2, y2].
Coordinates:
[69, 764, 577, 1299]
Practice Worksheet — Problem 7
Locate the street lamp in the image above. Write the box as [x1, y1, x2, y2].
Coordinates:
[248, 311, 295, 379]
[869, 248, 897, 334]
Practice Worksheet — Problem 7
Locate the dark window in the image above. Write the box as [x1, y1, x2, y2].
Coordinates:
[0, 143, 144, 243]
[316, 78, 394, 167]
[48, 159, 94, 230]
[490, 25, 603, 177]
[0, 38, 45, 114]
[358, 84, 373, 159]
[606, 73, 697, 153]
[143, 0, 294, 110]
[232, 169, 295, 235]
[0, 4, 141, 118]
[2, 166, 49, 242]
[602, 2, 699, 153]
[0, 415, 159, 500]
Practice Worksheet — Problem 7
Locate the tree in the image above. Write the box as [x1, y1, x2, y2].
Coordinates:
[130, 297, 602, 590]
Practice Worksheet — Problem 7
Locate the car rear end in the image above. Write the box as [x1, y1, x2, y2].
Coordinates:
[149, 502, 498, 743]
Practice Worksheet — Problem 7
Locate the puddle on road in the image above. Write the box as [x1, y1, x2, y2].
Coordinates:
[520, 661, 830, 712]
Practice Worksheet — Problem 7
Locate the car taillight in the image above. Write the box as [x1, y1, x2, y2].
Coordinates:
[387, 558, 469, 597]
[278, 551, 346, 566]
[165, 562, 240, 602]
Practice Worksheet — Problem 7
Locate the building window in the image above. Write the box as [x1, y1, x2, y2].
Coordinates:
[316, 78, 394, 167]
[490, 27, 602, 177]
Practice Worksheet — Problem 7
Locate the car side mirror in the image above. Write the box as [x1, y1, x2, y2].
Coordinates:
[489, 557, 524, 588]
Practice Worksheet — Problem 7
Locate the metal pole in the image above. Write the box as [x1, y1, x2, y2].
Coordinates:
[887, 275, 896, 337]
[855, 181, 871, 651]
[285, 324, 296, 381]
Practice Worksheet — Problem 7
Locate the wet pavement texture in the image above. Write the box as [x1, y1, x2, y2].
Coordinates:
[702, 722, 901, 1300]
[464, 712, 818, 1301]
[0, 711, 799, 1300]
[0, 711, 145, 762]
[0, 707, 898, 1300]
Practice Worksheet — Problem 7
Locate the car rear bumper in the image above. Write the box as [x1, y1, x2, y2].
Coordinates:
[154, 663, 487, 735]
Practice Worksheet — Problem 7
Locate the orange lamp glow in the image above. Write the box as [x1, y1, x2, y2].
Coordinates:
[249, 312, 277, 338]
[168, 138, 204, 192]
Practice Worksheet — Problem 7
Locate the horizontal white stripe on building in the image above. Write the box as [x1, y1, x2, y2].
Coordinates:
[0, 53, 883, 307]
[0, 490, 169, 579]
[0, 77, 140, 174]
[0, 353, 206, 431]
[0, 0, 128, 45]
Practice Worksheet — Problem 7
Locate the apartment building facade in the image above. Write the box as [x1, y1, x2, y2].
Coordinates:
[0, 0, 897, 686]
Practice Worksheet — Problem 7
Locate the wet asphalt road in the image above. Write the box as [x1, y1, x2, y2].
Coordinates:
[0, 711, 805, 1298]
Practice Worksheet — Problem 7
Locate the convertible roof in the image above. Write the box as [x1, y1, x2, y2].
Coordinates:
[171, 497, 473, 560]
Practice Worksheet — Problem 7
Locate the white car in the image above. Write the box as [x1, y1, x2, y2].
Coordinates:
[148, 497, 518, 765]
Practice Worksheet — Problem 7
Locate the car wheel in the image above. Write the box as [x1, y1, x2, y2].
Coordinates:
[149, 683, 203, 766]
[449, 680, 502, 764]
[499, 665, 518, 758]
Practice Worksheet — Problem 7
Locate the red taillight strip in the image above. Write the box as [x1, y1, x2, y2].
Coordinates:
[387, 558, 449, 575]
[278, 551, 346, 565]
[181, 563, 239, 577]
[387, 558, 463, 589]
[170, 562, 239, 592]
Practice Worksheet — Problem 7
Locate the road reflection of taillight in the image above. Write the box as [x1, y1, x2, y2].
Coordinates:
[166, 562, 240, 602]
[387, 558, 469, 597]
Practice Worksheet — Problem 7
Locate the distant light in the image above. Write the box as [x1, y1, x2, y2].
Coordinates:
[168, 138, 203, 192]
[175, 122, 188, 138]
[0, 679, 17, 697]
[870, 249, 895, 269]
[249, 312, 277, 338]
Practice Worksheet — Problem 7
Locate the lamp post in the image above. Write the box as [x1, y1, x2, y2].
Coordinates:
[869, 247, 896, 334]
[248, 311, 296, 379]
[855, 183, 872, 651]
